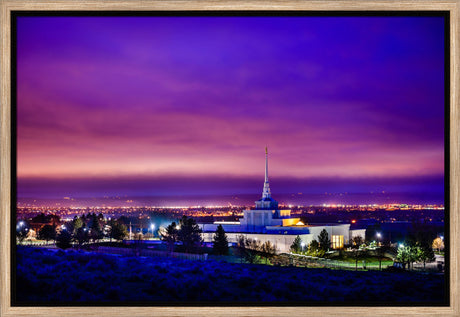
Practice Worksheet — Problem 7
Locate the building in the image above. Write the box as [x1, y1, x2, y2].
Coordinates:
[199, 148, 365, 253]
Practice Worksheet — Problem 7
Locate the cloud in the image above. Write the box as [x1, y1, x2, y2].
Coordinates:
[16, 16, 445, 190]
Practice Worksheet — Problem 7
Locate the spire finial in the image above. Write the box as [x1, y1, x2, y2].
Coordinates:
[263, 146, 270, 197]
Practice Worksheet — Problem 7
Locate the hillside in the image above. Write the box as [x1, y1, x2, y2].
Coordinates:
[15, 246, 445, 304]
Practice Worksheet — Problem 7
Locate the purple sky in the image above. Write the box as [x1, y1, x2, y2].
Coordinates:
[16, 16, 445, 203]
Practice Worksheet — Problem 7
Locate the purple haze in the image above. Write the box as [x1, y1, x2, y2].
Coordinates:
[16, 16, 445, 205]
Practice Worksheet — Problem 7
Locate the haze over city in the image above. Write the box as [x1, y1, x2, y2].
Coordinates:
[17, 16, 445, 205]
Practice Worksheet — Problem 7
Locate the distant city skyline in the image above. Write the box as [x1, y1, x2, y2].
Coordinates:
[16, 15, 445, 202]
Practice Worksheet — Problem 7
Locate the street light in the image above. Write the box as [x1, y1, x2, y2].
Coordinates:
[301, 242, 305, 253]
[376, 232, 381, 246]
[150, 224, 155, 239]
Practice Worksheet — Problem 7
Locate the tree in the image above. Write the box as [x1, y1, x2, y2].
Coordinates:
[75, 227, 90, 247]
[234, 235, 247, 263]
[73, 216, 84, 234]
[16, 220, 29, 244]
[55, 219, 70, 233]
[409, 221, 438, 247]
[238, 236, 262, 264]
[407, 245, 421, 271]
[177, 216, 203, 253]
[88, 213, 103, 242]
[31, 213, 60, 226]
[376, 247, 385, 271]
[317, 229, 330, 252]
[261, 241, 277, 264]
[396, 244, 421, 270]
[38, 225, 56, 243]
[351, 236, 363, 249]
[290, 235, 302, 254]
[110, 219, 127, 242]
[307, 239, 320, 256]
[161, 222, 178, 253]
[432, 237, 444, 252]
[396, 245, 410, 270]
[419, 241, 435, 269]
[352, 248, 363, 271]
[56, 229, 72, 249]
[212, 225, 229, 255]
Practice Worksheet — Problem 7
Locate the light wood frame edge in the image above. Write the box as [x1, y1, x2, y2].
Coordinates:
[1, 1, 459, 316]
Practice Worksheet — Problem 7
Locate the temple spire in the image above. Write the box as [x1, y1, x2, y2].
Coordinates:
[255, 147, 278, 210]
[262, 147, 271, 199]
[265, 146, 268, 183]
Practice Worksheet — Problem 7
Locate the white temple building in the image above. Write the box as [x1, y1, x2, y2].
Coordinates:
[199, 148, 365, 253]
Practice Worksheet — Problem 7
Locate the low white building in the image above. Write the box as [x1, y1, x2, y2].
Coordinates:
[199, 148, 365, 253]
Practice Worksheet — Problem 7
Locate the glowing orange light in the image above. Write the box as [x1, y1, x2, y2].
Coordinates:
[351, 220, 356, 224]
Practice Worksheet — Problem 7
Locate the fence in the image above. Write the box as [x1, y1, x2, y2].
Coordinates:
[283, 253, 443, 272]
[19, 241, 56, 247]
[281, 253, 390, 270]
[97, 246, 207, 261]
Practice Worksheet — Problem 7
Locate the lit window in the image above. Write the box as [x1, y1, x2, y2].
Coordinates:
[332, 235, 344, 249]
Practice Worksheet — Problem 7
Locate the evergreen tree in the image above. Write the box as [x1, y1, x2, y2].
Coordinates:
[73, 217, 83, 234]
[212, 224, 229, 255]
[307, 239, 320, 256]
[56, 229, 72, 249]
[317, 229, 331, 252]
[177, 216, 203, 253]
[88, 213, 103, 242]
[109, 219, 128, 242]
[161, 221, 179, 253]
[290, 235, 302, 254]
[75, 226, 90, 247]
[38, 224, 56, 242]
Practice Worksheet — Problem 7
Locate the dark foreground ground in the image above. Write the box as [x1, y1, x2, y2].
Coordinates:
[15, 246, 446, 304]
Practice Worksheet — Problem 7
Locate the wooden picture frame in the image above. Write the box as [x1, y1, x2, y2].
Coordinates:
[1, 1, 459, 316]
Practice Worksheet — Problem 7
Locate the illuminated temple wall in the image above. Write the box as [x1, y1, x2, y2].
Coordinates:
[201, 232, 311, 253]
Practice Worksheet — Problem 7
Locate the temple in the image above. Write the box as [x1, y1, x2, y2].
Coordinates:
[198, 148, 365, 253]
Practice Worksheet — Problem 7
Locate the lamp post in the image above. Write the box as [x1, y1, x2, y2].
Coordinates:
[376, 232, 381, 246]
[150, 224, 155, 239]
[301, 242, 305, 254]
